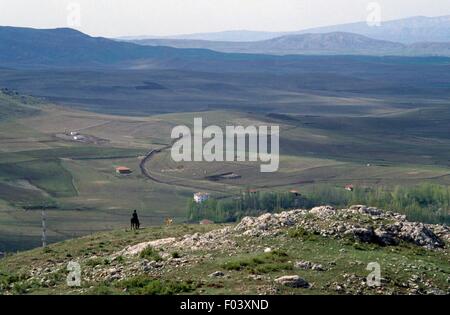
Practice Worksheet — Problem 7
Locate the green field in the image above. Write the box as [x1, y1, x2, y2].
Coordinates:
[0, 87, 449, 252]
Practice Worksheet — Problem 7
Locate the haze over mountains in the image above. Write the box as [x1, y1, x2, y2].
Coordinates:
[129, 32, 450, 56]
[123, 15, 450, 43]
[123, 15, 450, 57]
[297, 15, 450, 44]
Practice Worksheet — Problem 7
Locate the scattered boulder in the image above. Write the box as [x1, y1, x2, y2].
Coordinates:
[349, 205, 383, 216]
[294, 261, 313, 270]
[248, 274, 263, 281]
[209, 271, 225, 278]
[275, 275, 310, 288]
[295, 260, 325, 271]
[426, 288, 446, 295]
[312, 264, 325, 271]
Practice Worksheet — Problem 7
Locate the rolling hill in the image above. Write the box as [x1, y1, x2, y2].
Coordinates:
[0, 26, 227, 68]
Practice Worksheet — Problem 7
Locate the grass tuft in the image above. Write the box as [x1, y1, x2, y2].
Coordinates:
[139, 247, 163, 262]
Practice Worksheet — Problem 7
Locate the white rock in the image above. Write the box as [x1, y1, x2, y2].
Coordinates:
[275, 275, 310, 288]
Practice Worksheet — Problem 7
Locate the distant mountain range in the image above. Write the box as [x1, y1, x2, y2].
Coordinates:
[128, 32, 450, 56]
[0, 24, 449, 71]
[297, 15, 450, 44]
[122, 15, 450, 44]
[120, 15, 450, 57]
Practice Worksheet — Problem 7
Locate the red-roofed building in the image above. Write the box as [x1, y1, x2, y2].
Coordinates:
[116, 166, 132, 175]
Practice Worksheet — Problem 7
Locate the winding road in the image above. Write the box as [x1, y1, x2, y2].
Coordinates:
[139, 136, 182, 183]
[139, 137, 234, 196]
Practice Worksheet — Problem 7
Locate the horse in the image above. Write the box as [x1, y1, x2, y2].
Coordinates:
[131, 216, 140, 230]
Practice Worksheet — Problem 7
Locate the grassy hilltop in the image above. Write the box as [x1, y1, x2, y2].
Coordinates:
[0, 205, 449, 295]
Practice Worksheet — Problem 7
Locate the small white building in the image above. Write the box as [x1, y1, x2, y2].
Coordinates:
[345, 184, 354, 192]
[70, 131, 79, 136]
[73, 135, 85, 141]
[194, 192, 209, 203]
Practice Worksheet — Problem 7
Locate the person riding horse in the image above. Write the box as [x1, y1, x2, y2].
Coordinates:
[131, 210, 140, 230]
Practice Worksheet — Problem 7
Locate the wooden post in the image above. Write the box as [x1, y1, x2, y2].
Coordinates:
[42, 210, 47, 248]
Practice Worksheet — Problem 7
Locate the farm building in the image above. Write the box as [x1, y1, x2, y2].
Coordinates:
[70, 131, 79, 136]
[345, 184, 354, 192]
[116, 166, 132, 175]
[289, 189, 301, 196]
[194, 192, 209, 203]
[199, 219, 214, 225]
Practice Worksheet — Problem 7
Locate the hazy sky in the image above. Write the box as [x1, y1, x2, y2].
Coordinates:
[0, 0, 449, 37]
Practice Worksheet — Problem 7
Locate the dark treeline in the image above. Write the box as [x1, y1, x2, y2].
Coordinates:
[187, 183, 450, 225]
[187, 191, 311, 224]
[307, 184, 450, 224]
[187, 191, 308, 224]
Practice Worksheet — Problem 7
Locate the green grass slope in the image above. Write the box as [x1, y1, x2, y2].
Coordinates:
[1, 206, 448, 295]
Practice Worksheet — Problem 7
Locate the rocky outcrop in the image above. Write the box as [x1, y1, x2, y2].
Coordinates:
[310, 205, 337, 217]
[344, 227, 376, 243]
[233, 205, 447, 249]
[235, 210, 306, 237]
[398, 222, 445, 248]
[114, 205, 447, 261]
[114, 228, 235, 258]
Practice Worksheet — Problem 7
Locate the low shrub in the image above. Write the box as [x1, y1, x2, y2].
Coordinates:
[139, 247, 163, 262]
[222, 250, 291, 273]
[118, 275, 196, 295]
